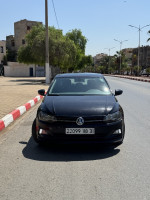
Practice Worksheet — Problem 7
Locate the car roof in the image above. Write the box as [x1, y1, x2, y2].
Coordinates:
[55, 73, 103, 78]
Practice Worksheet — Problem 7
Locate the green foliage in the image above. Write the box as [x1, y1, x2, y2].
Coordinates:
[96, 66, 107, 74]
[77, 55, 93, 70]
[133, 66, 142, 76]
[7, 49, 17, 62]
[66, 29, 91, 70]
[146, 67, 150, 76]
[126, 66, 131, 75]
[18, 25, 90, 72]
[2, 55, 7, 65]
[108, 67, 115, 74]
[147, 30, 150, 42]
[100, 56, 109, 67]
[18, 24, 45, 65]
[66, 29, 87, 54]
[81, 65, 95, 73]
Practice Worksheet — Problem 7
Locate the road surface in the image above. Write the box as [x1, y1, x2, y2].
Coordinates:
[0, 76, 150, 200]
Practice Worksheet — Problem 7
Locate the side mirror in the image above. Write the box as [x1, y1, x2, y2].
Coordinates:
[115, 89, 123, 96]
[38, 89, 45, 96]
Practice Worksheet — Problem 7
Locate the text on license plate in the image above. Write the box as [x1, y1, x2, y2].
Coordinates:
[66, 128, 95, 135]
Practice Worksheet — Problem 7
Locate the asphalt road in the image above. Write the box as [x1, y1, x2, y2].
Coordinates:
[0, 76, 150, 200]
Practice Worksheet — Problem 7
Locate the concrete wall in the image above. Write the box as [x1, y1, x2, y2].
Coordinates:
[4, 62, 60, 78]
[36, 66, 45, 77]
[4, 62, 36, 77]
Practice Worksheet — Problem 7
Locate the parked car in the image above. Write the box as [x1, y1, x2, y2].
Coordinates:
[140, 68, 150, 76]
[32, 73, 125, 146]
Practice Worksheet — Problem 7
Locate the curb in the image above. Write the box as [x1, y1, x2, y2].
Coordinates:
[0, 95, 43, 132]
[104, 75, 150, 83]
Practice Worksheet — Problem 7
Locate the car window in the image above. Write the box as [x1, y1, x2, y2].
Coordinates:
[48, 77, 111, 96]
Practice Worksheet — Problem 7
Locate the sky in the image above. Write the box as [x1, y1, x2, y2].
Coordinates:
[0, 0, 150, 56]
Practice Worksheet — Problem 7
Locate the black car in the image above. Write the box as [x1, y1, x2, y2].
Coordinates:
[32, 73, 125, 145]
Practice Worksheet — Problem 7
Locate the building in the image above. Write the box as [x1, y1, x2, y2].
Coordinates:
[122, 48, 133, 67]
[122, 46, 150, 69]
[132, 46, 150, 69]
[93, 53, 108, 66]
[6, 19, 42, 52]
[5, 19, 45, 77]
[0, 40, 6, 64]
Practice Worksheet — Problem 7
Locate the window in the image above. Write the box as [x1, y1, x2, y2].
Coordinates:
[0, 46, 4, 53]
[22, 39, 25, 45]
[49, 77, 111, 96]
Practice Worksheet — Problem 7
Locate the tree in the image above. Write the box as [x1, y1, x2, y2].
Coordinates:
[2, 55, 7, 65]
[18, 24, 78, 71]
[146, 67, 150, 77]
[7, 49, 17, 62]
[18, 25, 91, 72]
[77, 55, 93, 70]
[133, 66, 141, 76]
[97, 66, 107, 74]
[125, 66, 131, 75]
[66, 29, 91, 70]
[66, 29, 87, 54]
[147, 30, 150, 42]
[99, 56, 109, 68]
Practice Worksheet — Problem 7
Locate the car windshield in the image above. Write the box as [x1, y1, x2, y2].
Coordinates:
[48, 76, 111, 96]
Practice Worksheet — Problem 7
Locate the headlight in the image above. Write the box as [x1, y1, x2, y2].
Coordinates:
[105, 111, 122, 122]
[38, 111, 57, 122]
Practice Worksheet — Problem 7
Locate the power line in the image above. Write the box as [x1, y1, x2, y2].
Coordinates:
[51, 0, 60, 29]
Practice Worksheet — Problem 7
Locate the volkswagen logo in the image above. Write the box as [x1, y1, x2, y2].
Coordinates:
[76, 117, 84, 126]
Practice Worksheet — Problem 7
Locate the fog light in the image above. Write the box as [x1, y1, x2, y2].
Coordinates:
[39, 129, 47, 135]
[113, 129, 121, 134]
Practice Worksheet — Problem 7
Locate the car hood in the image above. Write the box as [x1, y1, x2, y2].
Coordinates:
[41, 95, 118, 116]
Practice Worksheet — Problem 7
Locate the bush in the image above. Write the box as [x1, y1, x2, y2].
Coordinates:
[146, 67, 150, 76]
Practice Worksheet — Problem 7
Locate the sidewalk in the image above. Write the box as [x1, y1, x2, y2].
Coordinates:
[0, 77, 48, 120]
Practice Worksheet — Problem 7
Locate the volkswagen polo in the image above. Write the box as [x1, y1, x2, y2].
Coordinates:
[32, 73, 125, 145]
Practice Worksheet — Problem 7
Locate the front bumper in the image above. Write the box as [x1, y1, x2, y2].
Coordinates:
[36, 118, 124, 144]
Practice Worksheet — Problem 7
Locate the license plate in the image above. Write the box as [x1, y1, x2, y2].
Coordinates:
[66, 128, 95, 135]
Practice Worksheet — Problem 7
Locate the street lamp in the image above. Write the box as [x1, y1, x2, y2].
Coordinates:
[128, 24, 150, 74]
[105, 47, 115, 70]
[114, 39, 128, 74]
[45, 0, 51, 84]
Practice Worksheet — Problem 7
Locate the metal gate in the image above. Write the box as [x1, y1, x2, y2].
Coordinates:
[0, 64, 4, 76]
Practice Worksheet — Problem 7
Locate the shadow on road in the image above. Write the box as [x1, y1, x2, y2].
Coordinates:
[9, 79, 46, 86]
[21, 137, 120, 162]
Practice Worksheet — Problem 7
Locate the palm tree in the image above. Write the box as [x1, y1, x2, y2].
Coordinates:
[147, 30, 150, 42]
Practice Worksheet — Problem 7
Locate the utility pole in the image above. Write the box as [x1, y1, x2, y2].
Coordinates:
[128, 24, 150, 75]
[45, 0, 51, 84]
[114, 39, 128, 74]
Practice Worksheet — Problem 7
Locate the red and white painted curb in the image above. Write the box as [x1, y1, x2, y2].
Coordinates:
[105, 75, 150, 83]
[0, 95, 43, 132]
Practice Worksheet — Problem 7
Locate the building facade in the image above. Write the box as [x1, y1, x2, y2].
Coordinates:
[0, 40, 6, 64]
[93, 53, 108, 66]
[122, 46, 150, 69]
[6, 19, 42, 52]
[132, 46, 150, 69]
[4, 19, 45, 77]
[122, 48, 133, 67]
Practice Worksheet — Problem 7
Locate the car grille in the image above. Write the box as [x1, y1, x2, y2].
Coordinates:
[55, 116, 106, 124]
